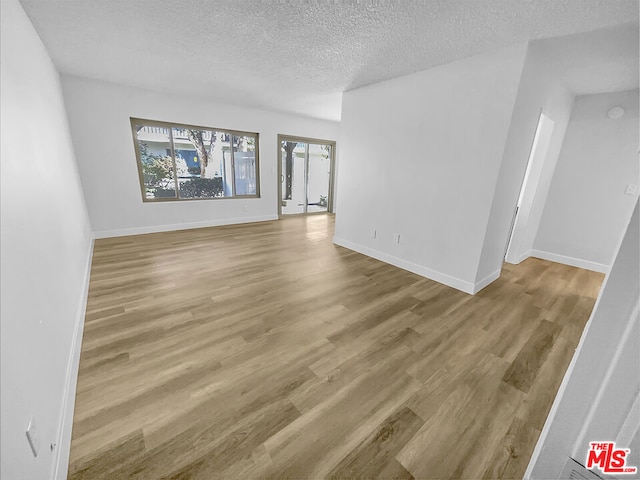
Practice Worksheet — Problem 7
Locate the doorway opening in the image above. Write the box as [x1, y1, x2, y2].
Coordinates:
[505, 111, 555, 263]
[278, 135, 336, 216]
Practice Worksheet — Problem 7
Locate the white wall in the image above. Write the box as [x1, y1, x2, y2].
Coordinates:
[526, 200, 639, 479]
[476, 43, 574, 282]
[61, 76, 340, 237]
[0, 1, 93, 479]
[334, 44, 527, 293]
[532, 89, 639, 271]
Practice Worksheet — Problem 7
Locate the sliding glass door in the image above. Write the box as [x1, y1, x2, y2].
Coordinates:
[279, 136, 335, 216]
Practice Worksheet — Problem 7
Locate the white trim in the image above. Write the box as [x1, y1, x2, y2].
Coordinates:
[524, 300, 640, 480]
[572, 300, 639, 456]
[616, 385, 640, 448]
[524, 203, 637, 479]
[518, 249, 533, 264]
[332, 236, 484, 294]
[530, 249, 610, 273]
[505, 248, 533, 265]
[473, 269, 501, 294]
[94, 215, 278, 239]
[52, 237, 94, 480]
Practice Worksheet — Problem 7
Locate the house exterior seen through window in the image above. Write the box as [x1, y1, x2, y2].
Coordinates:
[130, 118, 259, 201]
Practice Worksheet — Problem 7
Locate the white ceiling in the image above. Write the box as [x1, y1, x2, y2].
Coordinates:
[19, 0, 640, 121]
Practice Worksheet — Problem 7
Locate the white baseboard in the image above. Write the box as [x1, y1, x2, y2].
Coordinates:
[332, 236, 491, 294]
[52, 237, 94, 480]
[505, 248, 533, 265]
[518, 249, 533, 264]
[94, 215, 279, 239]
[530, 249, 610, 274]
[473, 269, 501, 294]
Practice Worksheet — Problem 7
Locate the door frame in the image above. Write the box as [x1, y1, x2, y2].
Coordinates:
[504, 110, 554, 262]
[277, 134, 336, 218]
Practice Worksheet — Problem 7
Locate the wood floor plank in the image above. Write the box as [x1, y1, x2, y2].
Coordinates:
[263, 351, 422, 479]
[163, 399, 301, 480]
[326, 406, 422, 480]
[67, 215, 603, 479]
[514, 334, 580, 432]
[68, 429, 145, 480]
[396, 353, 523, 479]
[481, 417, 541, 480]
[502, 319, 563, 393]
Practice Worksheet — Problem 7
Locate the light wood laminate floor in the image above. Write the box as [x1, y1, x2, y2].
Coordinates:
[68, 215, 604, 479]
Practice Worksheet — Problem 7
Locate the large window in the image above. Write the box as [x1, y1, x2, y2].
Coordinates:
[130, 118, 259, 201]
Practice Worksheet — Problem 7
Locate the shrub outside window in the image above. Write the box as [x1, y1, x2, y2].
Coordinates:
[131, 118, 259, 201]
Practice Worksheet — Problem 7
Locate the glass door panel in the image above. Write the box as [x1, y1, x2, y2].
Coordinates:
[281, 140, 306, 215]
[233, 134, 257, 196]
[307, 143, 331, 213]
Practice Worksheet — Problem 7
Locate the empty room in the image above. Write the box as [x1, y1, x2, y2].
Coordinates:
[1, 1, 639, 479]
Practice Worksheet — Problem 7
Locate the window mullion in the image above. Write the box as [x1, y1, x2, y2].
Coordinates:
[304, 143, 310, 214]
[230, 134, 236, 197]
[169, 127, 179, 198]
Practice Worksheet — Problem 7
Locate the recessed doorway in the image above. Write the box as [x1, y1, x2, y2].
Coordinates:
[278, 135, 336, 216]
[505, 111, 555, 263]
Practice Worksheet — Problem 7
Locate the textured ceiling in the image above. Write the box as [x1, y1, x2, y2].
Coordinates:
[19, 0, 640, 121]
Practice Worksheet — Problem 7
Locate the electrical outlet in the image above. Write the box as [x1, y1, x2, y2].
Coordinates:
[393, 233, 401, 244]
[370, 229, 376, 239]
[625, 184, 638, 195]
[25, 416, 39, 457]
